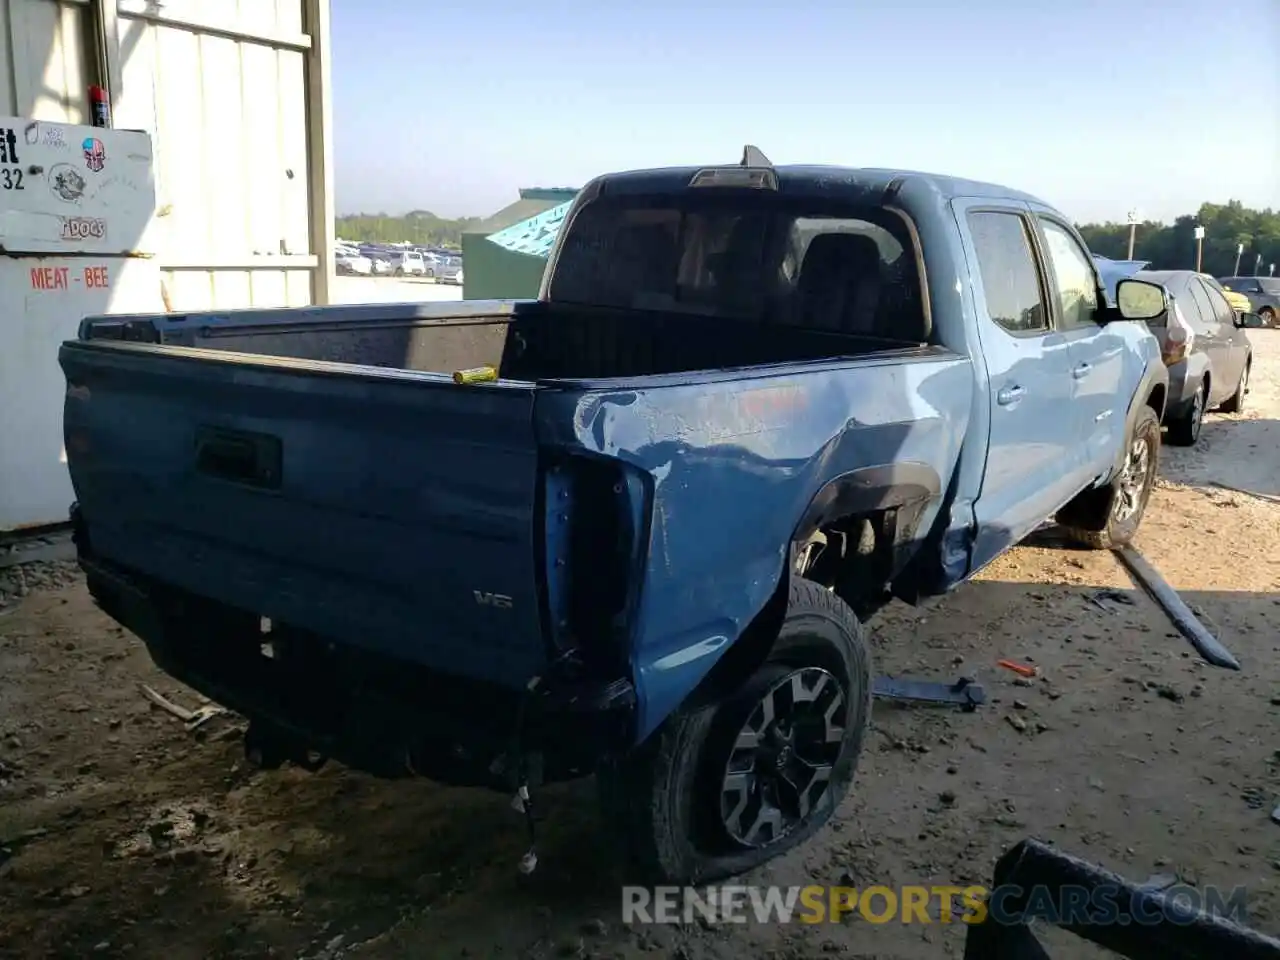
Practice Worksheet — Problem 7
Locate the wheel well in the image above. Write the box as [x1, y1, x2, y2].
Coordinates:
[1146, 383, 1166, 420]
[1202, 371, 1211, 396]
[685, 506, 904, 710]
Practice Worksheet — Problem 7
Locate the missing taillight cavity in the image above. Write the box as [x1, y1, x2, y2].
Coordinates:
[560, 457, 638, 671]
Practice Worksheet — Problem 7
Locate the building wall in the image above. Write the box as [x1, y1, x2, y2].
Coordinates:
[0, 0, 334, 309]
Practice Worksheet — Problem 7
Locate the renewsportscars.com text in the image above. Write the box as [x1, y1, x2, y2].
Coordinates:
[622, 883, 1247, 926]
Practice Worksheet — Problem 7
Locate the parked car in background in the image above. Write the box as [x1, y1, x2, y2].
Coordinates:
[369, 254, 393, 276]
[392, 250, 428, 277]
[335, 248, 372, 276]
[1133, 270, 1256, 445]
[1216, 276, 1280, 327]
[1092, 256, 1151, 303]
[1218, 286, 1252, 315]
[426, 253, 463, 283]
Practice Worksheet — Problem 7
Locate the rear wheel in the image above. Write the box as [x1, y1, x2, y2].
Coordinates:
[1059, 405, 1161, 549]
[597, 577, 871, 884]
[1260, 306, 1277, 328]
[1219, 359, 1249, 414]
[1166, 379, 1205, 447]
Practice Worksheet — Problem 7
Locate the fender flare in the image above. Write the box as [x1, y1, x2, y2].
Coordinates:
[1115, 358, 1168, 474]
[793, 462, 945, 543]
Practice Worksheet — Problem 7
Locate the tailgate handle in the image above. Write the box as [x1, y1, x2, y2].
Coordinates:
[194, 428, 281, 489]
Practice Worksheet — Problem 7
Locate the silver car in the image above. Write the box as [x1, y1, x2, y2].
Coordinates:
[1216, 276, 1280, 327]
[426, 253, 463, 283]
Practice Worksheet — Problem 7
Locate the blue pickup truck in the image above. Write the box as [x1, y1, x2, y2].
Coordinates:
[59, 157, 1169, 883]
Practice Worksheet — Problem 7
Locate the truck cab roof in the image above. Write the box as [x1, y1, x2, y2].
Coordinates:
[588, 164, 1050, 208]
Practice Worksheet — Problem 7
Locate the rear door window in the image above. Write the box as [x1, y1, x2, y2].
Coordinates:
[1185, 280, 1218, 331]
[1198, 279, 1237, 326]
[966, 211, 1048, 334]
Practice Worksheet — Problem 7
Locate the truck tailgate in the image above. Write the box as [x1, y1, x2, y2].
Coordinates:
[60, 340, 547, 689]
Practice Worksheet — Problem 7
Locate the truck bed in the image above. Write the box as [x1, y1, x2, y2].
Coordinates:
[81, 299, 920, 382]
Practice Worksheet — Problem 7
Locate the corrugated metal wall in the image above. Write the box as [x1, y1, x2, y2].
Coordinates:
[1, 0, 333, 309]
[0, 0, 92, 122]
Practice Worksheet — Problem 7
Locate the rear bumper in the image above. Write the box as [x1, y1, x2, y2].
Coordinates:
[74, 515, 635, 788]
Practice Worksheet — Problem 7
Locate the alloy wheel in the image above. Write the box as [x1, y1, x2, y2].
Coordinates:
[719, 667, 846, 848]
[1113, 435, 1152, 523]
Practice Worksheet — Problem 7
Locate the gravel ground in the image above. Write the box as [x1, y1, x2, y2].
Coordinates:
[329, 275, 463, 305]
[0, 333, 1277, 960]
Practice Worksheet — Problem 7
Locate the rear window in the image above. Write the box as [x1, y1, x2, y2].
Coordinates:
[548, 194, 927, 341]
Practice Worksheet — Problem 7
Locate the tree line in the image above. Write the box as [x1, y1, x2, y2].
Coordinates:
[335, 199, 1280, 278]
[1076, 200, 1279, 278]
[334, 210, 478, 249]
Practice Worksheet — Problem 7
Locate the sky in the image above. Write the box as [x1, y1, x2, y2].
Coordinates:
[330, 0, 1280, 225]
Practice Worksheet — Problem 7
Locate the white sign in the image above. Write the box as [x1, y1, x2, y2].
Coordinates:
[1126, 210, 1139, 226]
[1193, 226, 1206, 240]
[1237, 242, 1244, 254]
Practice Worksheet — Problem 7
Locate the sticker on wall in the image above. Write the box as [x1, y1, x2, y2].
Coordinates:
[50, 164, 86, 202]
[23, 122, 66, 149]
[82, 137, 106, 172]
[60, 216, 106, 242]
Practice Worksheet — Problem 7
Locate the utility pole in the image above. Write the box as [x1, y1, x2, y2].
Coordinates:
[1126, 210, 1139, 260]
[1193, 225, 1205, 272]
[1255, 253, 1263, 276]
[1271, 263, 1276, 277]
[1234, 242, 1244, 276]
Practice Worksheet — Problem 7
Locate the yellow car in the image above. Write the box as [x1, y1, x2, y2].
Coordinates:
[1221, 288, 1252, 314]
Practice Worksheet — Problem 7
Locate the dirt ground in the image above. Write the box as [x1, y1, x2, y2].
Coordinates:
[2, 334, 1278, 960]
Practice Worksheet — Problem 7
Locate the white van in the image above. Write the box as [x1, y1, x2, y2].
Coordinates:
[392, 250, 427, 277]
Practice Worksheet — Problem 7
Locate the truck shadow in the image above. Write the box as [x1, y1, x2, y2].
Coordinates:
[4, 558, 1277, 958]
[221, 574, 1280, 957]
[1160, 415, 1280, 498]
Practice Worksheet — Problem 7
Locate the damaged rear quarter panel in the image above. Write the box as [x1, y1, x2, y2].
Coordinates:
[536, 352, 972, 742]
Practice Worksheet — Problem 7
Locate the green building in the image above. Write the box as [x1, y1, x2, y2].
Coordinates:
[461, 187, 578, 300]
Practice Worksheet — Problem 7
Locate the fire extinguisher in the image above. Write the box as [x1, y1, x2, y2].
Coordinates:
[89, 85, 111, 128]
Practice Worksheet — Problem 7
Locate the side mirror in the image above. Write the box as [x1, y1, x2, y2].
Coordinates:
[1115, 278, 1166, 321]
[1237, 311, 1267, 329]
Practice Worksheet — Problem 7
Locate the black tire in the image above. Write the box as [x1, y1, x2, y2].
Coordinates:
[426, 269, 436, 280]
[1058, 405, 1161, 549]
[1219, 358, 1249, 414]
[1165, 378, 1206, 447]
[1260, 306, 1276, 328]
[597, 577, 871, 884]
[394, 267, 404, 277]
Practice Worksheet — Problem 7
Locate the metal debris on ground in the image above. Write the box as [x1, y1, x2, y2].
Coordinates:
[1088, 588, 1137, 614]
[1113, 545, 1241, 671]
[140, 684, 225, 731]
[872, 675, 986, 710]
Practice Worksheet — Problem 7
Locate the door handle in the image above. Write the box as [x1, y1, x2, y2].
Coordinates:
[997, 385, 1025, 405]
[1073, 362, 1092, 379]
